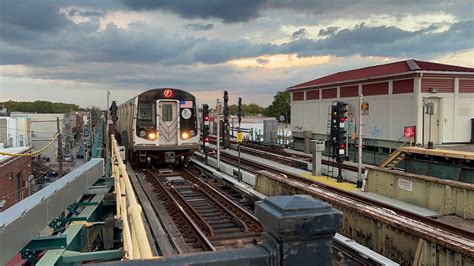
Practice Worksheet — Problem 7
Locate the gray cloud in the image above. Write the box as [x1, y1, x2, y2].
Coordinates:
[0, 0, 72, 32]
[121, 0, 266, 23]
[185, 23, 214, 31]
[120, 0, 472, 23]
[69, 9, 103, 17]
[256, 58, 270, 64]
[292, 28, 307, 39]
[2, 18, 473, 67]
[319, 26, 339, 36]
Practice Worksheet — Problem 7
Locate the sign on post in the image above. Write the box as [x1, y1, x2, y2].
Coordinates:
[404, 126, 415, 146]
[404, 126, 415, 138]
[236, 131, 244, 143]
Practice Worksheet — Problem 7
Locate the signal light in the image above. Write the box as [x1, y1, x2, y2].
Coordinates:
[204, 115, 209, 121]
[204, 137, 209, 142]
[339, 117, 346, 122]
[339, 143, 345, 149]
[163, 89, 173, 98]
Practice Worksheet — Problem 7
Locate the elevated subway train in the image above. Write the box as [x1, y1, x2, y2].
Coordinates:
[116, 88, 200, 164]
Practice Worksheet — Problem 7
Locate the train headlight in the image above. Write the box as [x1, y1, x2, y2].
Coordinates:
[147, 132, 157, 141]
[139, 130, 146, 137]
[181, 132, 190, 140]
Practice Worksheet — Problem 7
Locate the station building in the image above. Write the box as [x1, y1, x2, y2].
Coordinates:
[288, 60, 474, 162]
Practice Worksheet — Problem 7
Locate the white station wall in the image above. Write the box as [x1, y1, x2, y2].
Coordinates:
[291, 85, 416, 142]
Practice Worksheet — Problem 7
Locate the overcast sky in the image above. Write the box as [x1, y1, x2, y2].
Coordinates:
[1, 0, 473, 108]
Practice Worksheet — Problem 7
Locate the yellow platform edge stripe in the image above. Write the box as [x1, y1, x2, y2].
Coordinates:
[299, 173, 359, 192]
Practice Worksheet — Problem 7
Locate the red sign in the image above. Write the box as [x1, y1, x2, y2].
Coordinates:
[163, 89, 173, 98]
[404, 126, 415, 138]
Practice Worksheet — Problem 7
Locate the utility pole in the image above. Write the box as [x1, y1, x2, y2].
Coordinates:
[216, 98, 221, 169]
[57, 117, 63, 177]
[107, 90, 111, 120]
[357, 94, 363, 188]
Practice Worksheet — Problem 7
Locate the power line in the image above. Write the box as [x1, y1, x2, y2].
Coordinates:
[0, 134, 59, 157]
[0, 127, 56, 135]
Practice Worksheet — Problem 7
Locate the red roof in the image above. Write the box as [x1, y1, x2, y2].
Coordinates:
[288, 59, 474, 91]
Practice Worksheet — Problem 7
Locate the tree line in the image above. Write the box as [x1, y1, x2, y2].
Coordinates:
[2, 90, 291, 122]
[0, 100, 81, 113]
[228, 91, 291, 122]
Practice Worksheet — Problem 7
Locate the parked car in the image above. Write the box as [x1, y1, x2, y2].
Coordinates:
[40, 155, 50, 163]
[63, 155, 74, 162]
[76, 150, 85, 158]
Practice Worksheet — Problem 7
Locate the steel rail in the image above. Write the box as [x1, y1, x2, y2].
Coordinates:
[167, 185, 218, 237]
[209, 136, 360, 172]
[211, 151, 474, 256]
[180, 168, 263, 234]
[145, 171, 216, 252]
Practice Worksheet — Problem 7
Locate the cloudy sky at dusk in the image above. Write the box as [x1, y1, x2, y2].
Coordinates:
[1, 0, 473, 108]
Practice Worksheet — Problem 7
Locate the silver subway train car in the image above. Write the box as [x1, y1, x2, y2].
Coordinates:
[116, 88, 200, 164]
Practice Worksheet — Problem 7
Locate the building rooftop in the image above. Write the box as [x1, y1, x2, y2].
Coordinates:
[0, 147, 31, 163]
[288, 59, 474, 91]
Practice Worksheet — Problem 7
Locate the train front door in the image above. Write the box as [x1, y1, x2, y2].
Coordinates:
[158, 101, 178, 145]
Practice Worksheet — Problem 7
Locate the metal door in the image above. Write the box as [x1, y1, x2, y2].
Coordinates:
[158, 101, 178, 145]
[423, 98, 440, 144]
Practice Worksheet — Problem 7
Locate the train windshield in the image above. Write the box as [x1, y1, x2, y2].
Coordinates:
[137, 102, 155, 126]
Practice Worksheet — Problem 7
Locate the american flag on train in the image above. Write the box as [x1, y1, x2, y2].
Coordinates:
[180, 100, 193, 108]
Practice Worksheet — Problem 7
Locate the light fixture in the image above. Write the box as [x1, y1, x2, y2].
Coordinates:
[147, 132, 157, 141]
[181, 132, 190, 140]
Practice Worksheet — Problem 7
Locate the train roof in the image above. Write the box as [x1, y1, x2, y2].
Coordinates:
[120, 88, 196, 106]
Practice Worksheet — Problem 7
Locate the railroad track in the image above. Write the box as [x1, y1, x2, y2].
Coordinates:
[200, 151, 474, 260]
[209, 136, 359, 173]
[215, 151, 473, 239]
[142, 167, 262, 252]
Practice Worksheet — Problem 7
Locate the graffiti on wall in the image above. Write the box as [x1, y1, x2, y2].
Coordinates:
[368, 126, 383, 139]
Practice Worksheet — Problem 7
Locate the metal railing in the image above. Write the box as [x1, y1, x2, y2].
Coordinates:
[388, 135, 408, 154]
[111, 134, 154, 259]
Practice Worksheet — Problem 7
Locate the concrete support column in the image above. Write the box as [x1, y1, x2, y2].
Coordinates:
[256, 195, 343, 266]
[303, 130, 312, 154]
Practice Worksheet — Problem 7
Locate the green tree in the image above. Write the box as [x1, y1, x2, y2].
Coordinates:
[0, 100, 81, 113]
[244, 103, 265, 115]
[229, 104, 238, 115]
[264, 91, 291, 122]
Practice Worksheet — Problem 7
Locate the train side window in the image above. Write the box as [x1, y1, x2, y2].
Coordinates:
[137, 102, 155, 125]
[162, 104, 173, 122]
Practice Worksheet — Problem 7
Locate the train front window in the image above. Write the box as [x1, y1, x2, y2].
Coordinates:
[137, 102, 155, 125]
[162, 104, 173, 122]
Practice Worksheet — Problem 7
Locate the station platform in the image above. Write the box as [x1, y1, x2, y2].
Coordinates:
[299, 173, 360, 192]
[401, 145, 474, 160]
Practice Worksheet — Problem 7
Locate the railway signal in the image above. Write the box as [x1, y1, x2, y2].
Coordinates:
[223, 90, 230, 149]
[237, 97, 243, 182]
[335, 101, 348, 182]
[237, 97, 243, 125]
[329, 104, 338, 159]
[202, 104, 210, 163]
